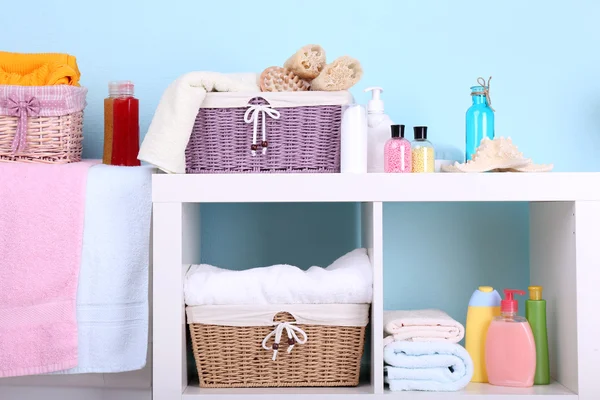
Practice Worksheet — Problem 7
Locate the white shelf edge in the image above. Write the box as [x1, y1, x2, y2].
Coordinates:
[183, 381, 374, 398]
[152, 172, 600, 203]
[182, 381, 576, 399]
[384, 381, 576, 398]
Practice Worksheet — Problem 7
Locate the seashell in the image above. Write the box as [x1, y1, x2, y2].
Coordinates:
[495, 163, 554, 173]
[259, 66, 311, 92]
[441, 137, 552, 173]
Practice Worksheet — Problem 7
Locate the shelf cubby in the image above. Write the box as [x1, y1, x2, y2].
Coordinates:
[188, 201, 375, 391]
[153, 173, 600, 400]
[155, 200, 383, 398]
[381, 201, 577, 398]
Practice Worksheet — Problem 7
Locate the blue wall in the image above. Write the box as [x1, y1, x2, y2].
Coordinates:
[383, 202, 530, 326]
[3, 0, 599, 171]
[3, 1, 598, 323]
[200, 203, 360, 270]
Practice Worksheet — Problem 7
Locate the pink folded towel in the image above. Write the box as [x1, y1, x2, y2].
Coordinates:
[383, 309, 465, 346]
[0, 161, 94, 377]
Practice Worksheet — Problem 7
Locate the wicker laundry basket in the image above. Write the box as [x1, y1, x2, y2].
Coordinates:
[185, 91, 353, 174]
[187, 304, 369, 388]
[0, 85, 86, 163]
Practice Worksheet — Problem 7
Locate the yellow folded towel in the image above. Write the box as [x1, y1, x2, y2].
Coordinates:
[0, 52, 81, 86]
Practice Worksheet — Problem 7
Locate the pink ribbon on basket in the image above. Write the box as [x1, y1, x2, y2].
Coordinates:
[6, 95, 41, 154]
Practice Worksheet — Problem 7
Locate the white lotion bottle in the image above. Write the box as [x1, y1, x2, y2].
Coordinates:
[340, 103, 368, 173]
[365, 87, 395, 173]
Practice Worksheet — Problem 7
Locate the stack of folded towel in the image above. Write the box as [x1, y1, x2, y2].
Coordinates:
[0, 51, 81, 86]
[383, 309, 473, 392]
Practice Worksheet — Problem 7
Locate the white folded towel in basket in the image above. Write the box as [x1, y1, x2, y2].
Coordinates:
[138, 72, 260, 174]
[184, 248, 373, 306]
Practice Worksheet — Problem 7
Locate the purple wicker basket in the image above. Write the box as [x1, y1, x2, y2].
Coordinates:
[185, 96, 342, 174]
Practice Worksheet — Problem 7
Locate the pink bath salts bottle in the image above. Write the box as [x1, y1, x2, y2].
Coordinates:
[384, 124, 412, 173]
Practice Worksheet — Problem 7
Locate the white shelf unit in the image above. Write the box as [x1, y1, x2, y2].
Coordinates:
[152, 173, 600, 400]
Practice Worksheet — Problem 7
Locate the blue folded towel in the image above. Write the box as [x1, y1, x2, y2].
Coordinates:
[56, 163, 153, 373]
[384, 341, 473, 392]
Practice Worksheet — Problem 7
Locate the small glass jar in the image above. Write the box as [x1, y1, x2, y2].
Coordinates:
[103, 80, 140, 166]
[412, 126, 435, 173]
[384, 124, 411, 173]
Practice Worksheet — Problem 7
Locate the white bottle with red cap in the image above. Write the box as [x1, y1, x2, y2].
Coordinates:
[484, 289, 536, 388]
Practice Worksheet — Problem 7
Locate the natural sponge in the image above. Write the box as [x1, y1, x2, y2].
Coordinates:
[259, 66, 311, 92]
[283, 44, 326, 80]
[310, 56, 363, 91]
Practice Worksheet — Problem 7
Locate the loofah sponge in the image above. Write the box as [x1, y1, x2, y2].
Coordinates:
[310, 56, 363, 91]
[259, 66, 311, 92]
[283, 44, 327, 80]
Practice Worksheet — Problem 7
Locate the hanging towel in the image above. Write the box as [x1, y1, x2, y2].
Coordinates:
[55, 163, 153, 373]
[383, 309, 465, 346]
[138, 71, 260, 173]
[184, 248, 373, 306]
[384, 341, 473, 392]
[0, 51, 81, 86]
[0, 161, 94, 377]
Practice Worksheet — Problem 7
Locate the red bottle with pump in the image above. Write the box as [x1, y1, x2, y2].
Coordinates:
[485, 289, 536, 387]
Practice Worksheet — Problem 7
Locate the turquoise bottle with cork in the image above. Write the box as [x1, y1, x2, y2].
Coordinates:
[465, 76, 495, 161]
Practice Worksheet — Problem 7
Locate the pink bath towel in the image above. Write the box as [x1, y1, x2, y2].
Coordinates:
[0, 161, 95, 377]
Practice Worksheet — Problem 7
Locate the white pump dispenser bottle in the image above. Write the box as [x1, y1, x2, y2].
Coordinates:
[365, 87, 395, 173]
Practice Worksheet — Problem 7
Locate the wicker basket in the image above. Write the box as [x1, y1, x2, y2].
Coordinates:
[187, 305, 368, 388]
[185, 91, 353, 174]
[0, 85, 86, 164]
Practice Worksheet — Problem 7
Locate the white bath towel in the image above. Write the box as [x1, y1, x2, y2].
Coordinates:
[383, 309, 465, 346]
[384, 341, 473, 392]
[56, 164, 153, 373]
[138, 72, 259, 174]
[184, 248, 372, 306]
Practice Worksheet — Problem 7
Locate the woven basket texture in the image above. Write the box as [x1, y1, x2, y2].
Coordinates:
[0, 112, 83, 163]
[185, 97, 341, 174]
[189, 311, 366, 388]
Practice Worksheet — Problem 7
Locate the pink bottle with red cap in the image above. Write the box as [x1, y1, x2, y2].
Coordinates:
[485, 289, 536, 387]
